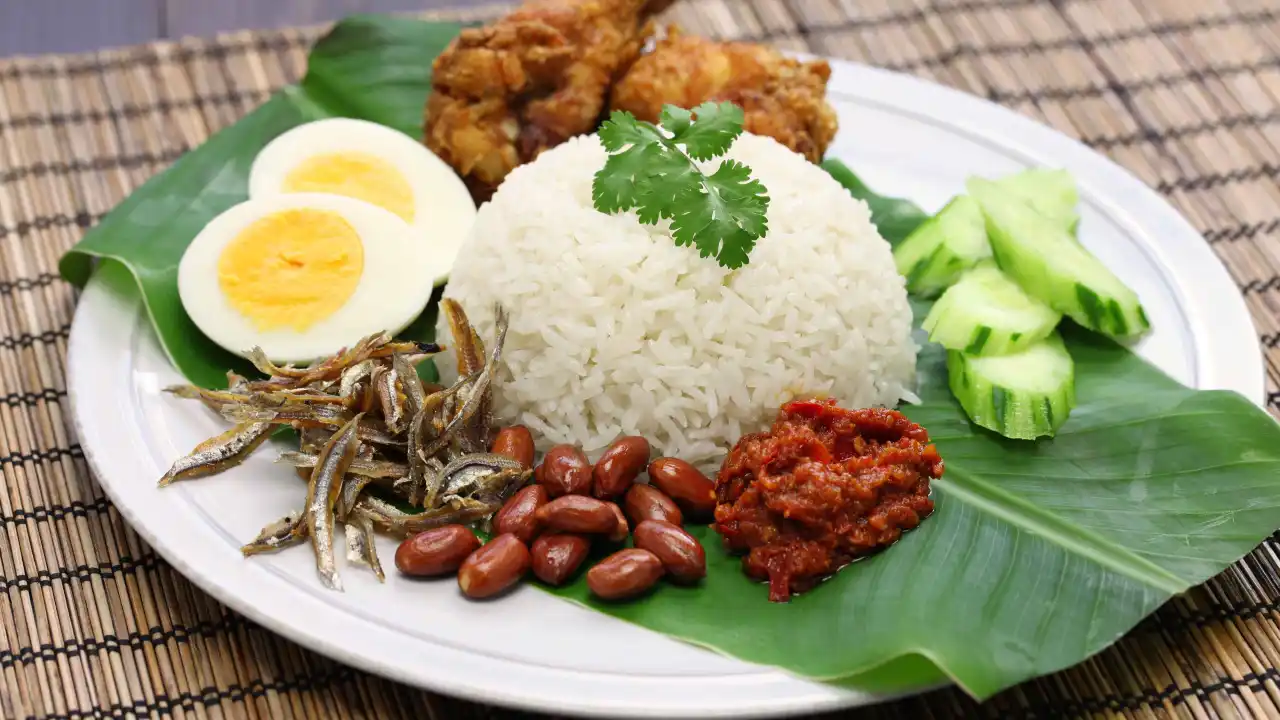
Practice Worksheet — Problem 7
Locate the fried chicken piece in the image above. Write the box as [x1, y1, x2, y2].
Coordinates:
[610, 27, 838, 162]
[425, 0, 676, 201]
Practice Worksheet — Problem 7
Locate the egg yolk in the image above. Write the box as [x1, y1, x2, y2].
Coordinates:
[217, 209, 364, 332]
[282, 152, 415, 223]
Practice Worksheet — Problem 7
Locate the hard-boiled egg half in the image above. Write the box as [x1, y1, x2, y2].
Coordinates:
[247, 117, 475, 287]
[178, 193, 434, 364]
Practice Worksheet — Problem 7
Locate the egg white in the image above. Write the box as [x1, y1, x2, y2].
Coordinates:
[178, 192, 435, 364]
[247, 117, 474, 286]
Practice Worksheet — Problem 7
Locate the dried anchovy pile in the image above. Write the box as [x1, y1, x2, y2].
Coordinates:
[158, 300, 527, 591]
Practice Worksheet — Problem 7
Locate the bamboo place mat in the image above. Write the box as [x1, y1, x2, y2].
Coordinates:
[3, 0, 1280, 718]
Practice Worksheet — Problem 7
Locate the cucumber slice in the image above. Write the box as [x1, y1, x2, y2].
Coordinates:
[922, 263, 1062, 355]
[993, 168, 1079, 234]
[892, 195, 991, 297]
[967, 178, 1150, 339]
[947, 332, 1076, 440]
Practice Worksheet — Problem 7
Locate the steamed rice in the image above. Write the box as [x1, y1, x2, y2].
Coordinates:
[435, 132, 917, 468]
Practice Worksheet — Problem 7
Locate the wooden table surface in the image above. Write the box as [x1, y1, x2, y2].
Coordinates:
[0, 0, 469, 56]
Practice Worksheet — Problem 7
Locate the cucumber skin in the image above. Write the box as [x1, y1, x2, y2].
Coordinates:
[899, 237, 971, 297]
[989, 234, 1150, 339]
[946, 347, 1077, 440]
[922, 265, 1062, 356]
[926, 313, 1055, 357]
[893, 196, 990, 297]
[969, 179, 1150, 339]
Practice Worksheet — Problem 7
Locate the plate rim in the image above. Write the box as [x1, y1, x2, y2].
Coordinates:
[66, 56, 1266, 719]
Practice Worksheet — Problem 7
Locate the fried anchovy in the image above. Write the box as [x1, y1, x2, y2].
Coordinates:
[370, 341, 443, 361]
[405, 410, 429, 507]
[442, 468, 526, 509]
[393, 353, 427, 418]
[344, 515, 385, 581]
[442, 299, 485, 376]
[404, 368, 475, 507]
[406, 368, 482, 465]
[288, 333, 387, 384]
[222, 401, 350, 427]
[339, 360, 376, 408]
[374, 364, 407, 435]
[421, 368, 492, 460]
[439, 453, 524, 494]
[222, 404, 399, 446]
[351, 494, 498, 537]
[423, 369, 478, 418]
[357, 379, 377, 414]
[336, 474, 376, 521]
[392, 475, 415, 499]
[241, 511, 307, 556]
[295, 336, 440, 387]
[460, 304, 509, 454]
[245, 347, 311, 379]
[469, 466, 527, 503]
[298, 428, 331, 455]
[157, 422, 273, 486]
[163, 385, 246, 413]
[305, 413, 363, 591]
[401, 352, 435, 370]
[166, 385, 347, 414]
[436, 453, 525, 504]
[245, 333, 427, 388]
[418, 456, 447, 508]
[354, 419, 400, 446]
[264, 386, 347, 403]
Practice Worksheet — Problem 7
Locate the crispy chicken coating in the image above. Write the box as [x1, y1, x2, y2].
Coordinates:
[610, 27, 838, 162]
[425, 0, 675, 201]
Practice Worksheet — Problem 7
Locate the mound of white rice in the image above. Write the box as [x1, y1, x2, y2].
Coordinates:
[435, 133, 916, 468]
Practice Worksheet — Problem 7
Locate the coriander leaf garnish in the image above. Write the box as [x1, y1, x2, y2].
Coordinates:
[597, 110, 664, 154]
[658, 105, 693, 138]
[592, 101, 769, 270]
[675, 159, 769, 268]
[667, 101, 744, 161]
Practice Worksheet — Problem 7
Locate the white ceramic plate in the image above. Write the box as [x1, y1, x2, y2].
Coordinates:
[68, 59, 1265, 719]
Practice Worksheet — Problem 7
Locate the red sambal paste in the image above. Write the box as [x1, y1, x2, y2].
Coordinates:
[713, 399, 943, 602]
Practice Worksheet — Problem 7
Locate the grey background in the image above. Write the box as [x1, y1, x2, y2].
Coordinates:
[0, 0, 471, 56]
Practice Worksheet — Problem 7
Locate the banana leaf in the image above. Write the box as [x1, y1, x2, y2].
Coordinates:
[57, 14, 1280, 702]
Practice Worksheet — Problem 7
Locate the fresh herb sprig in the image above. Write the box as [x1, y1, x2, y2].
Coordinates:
[591, 102, 769, 269]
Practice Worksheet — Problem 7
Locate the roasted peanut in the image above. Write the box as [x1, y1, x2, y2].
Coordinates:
[457, 533, 530, 599]
[592, 436, 651, 499]
[607, 502, 629, 542]
[494, 484, 547, 544]
[623, 484, 683, 527]
[530, 533, 591, 586]
[647, 458, 717, 517]
[587, 548, 665, 600]
[539, 444, 592, 497]
[490, 425, 535, 469]
[395, 524, 481, 577]
[535, 495, 618, 535]
[633, 520, 706, 584]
